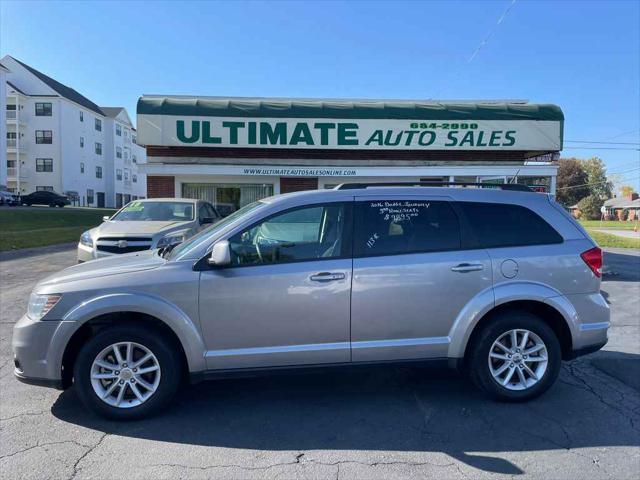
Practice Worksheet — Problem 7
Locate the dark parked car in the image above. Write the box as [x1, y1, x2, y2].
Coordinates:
[21, 190, 70, 207]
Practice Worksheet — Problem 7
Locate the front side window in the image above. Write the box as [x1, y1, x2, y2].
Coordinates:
[112, 201, 195, 222]
[79, 111, 84, 122]
[116, 147, 122, 158]
[80, 136, 84, 148]
[95, 142, 102, 155]
[80, 162, 85, 173]
[354, 200, 461, 257]
[132, 155, 137, 163]
[116, 169, 122, 181]
[132, 174, 137, 183]
[35, 130, 53, 144]
[95, 166, 102, 179]
[95, 118, 102, 131]
[35, 102, 52, 116]
[229, 203, 348, 266]
[36, 158, 53, 172]
[116, 124, 122, 136]
[458, 202, 563, 248]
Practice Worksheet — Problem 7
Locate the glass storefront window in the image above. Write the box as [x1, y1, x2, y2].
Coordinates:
[182, 183, 274, 216]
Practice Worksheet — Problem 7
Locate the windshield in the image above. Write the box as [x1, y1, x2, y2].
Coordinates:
[168, 201, 265, 260]
[111, 201, 195, 222]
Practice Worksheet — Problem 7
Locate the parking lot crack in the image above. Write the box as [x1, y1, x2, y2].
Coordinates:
[68, 432, 109, 480]
[0, 440, 93, 461]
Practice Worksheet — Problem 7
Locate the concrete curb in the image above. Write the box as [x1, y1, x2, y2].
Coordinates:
[0, 242, 76, 262]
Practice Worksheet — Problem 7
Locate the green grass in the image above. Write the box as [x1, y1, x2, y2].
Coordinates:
[0, 207, 116, 251]
[579, 220, 639, 230]
[586, 229, 640, 249]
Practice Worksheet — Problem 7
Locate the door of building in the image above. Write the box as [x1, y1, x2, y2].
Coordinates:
[96, 192, 105, 208]
[280, 177, 318, 194]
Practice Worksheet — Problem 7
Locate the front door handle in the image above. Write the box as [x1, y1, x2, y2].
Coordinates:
[451, 263, 484, 273]
[310, 272, 346, 282]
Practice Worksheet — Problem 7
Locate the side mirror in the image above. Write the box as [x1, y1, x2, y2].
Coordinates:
[201, 216, 214, 225]
[102, 216, 110, 222]
[208, 240, 231, 266]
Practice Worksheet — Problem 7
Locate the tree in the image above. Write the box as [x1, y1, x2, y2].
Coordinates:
[582, 157, 612, 200]
[577, 195, 603, 220]
[556, 158, 589, 206]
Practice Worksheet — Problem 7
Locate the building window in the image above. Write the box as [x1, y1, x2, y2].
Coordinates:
[35, 102, 52, 116]
[132, 174, 138, 183]
[124, 150, 129, 160]
[79, 111, 84, 122]
[132, 135, 137, 144]
[95, 118, 102, 132]
[116, 147, 122, 159]
[132, 155, 137, 163]
[35, 130, 53, 144]
[80, 136, 84, 148]
[95, 142, 102, 155]
[116, 124, 122, 136]
[95, 166, 103, 179]
[124, 129, 129, 138]
[36, 158, 53, 173]
[87, 189, 94, 204]
[80, 162, 85, 174]
[124, 169, 130, 181]
[116, 169, 122, 181]
[36, 186, 54, 192]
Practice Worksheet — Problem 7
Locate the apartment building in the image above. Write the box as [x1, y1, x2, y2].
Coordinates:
[2, 55, 146, 207]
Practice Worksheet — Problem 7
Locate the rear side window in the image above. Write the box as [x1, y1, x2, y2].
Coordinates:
[354, 200, 461, 257]
[458, 202, 563, 248]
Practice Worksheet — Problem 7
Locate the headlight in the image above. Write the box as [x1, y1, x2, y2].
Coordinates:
[157, 232, 188, 248]
[80, 230, 93, 247]
[27, 293, 61, 321]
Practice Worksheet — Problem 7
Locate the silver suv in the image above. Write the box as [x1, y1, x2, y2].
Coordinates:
[13, 184, 609, 419]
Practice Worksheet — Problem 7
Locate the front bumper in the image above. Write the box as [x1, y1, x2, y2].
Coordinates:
[12, 314, 76, 389]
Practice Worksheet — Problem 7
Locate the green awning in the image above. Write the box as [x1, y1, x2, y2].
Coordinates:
[137, 96, 563, 121]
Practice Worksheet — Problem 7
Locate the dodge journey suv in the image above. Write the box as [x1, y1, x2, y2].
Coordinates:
[13, 183, 609, 419]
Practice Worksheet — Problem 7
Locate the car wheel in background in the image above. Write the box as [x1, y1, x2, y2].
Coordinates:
[468, 310, 561, 402]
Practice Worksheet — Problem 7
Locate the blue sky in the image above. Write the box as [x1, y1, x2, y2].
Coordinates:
[1, 0, 639, 189]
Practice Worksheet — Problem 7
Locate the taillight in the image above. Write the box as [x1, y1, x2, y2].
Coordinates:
[581, 247, 602, 278]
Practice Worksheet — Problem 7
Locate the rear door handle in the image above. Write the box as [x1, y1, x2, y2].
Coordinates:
[310, 272, 346, 282]
[451, 263, 484, 273]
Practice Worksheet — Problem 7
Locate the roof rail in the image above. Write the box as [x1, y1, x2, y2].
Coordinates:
[334, 182, 533, 192]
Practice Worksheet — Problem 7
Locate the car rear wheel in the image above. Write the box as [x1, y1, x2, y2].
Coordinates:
[74, 325, 182, 420]
[468, 311, 561, 402]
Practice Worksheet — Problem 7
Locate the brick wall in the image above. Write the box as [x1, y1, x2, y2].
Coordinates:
[147, 176, 175, 198]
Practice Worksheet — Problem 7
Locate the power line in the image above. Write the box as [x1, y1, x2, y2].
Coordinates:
[565, 140, 640, 145]
[604, 129, 640, 141]
[557, 175, 640, 191]
[563, 146, 640, 151]
[468, 0, 518, 63]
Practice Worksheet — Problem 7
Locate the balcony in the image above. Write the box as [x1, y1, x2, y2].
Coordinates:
[7, 167, 29, 179]
[7, 139, 28, 150]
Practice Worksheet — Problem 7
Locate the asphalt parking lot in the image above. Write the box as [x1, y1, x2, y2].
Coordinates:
[1, 246, 639, 479]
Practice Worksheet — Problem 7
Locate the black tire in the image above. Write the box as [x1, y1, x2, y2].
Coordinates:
[74, 325, 182, 420]
[467, 310, 561, 402]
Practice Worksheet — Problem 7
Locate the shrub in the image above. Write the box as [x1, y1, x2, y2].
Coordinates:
[577, 195, 603, 220]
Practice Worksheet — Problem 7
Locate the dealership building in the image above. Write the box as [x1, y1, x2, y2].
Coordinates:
[137, 96, 563, 212]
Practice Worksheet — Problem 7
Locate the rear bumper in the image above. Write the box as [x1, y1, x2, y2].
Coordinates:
[561, 292, 610, 358]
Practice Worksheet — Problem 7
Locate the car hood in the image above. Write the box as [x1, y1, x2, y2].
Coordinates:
[97, 220, 191, 236]
[38, 249, 165, 287]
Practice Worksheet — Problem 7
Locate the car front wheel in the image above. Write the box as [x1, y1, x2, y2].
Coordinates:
[74, 325, 182, 420]
[468, 311, 561, 402]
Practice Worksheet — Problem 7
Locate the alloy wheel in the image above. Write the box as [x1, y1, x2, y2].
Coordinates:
[487, 329, 548, 391]
[90, 342, 161, 408]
